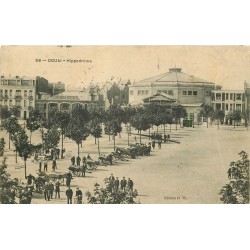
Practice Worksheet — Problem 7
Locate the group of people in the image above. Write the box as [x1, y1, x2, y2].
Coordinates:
[70, 154, 92, 167]
[65, 187, 83, 204]
[108, 174, 134, 193]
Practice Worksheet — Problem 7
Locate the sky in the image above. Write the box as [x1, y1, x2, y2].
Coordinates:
[1, 45, 250, 90]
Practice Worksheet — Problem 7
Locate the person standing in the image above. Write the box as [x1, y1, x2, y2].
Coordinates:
[76, 155, 81, 167]
[158, 140, 161, 149]
[71, 156, 75, 165]
[66, 187, 73, 204]
[127, 178, 134, 192]
[81, 163, 86, 177]
[66, 171, 73, 187]
[55, 180, 61, 198]
[48, 182, 54, 199]
[120, 177, 127, 192]
[152, 140, 155, 150]
[109, 174, 115, 190]
[75, 187, 83, 204]
[44, 182, 50, 201]
[52, 158, 57, 172]
[43, 160, 48, 172]
[26, 187, 33, 204]
[114, 177, 119, 192]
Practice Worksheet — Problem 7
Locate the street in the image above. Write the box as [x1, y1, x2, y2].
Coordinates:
[1, 123, 249, 204]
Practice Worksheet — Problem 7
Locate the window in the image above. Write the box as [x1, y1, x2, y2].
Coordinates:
[16, 100, 21, 106]
[130, 90, 133, 95]
[9, 90, 12, 97]
[138, 90, 141, 95]
[226, 93, 229, 100]
[222, 93, 225, 101]
[24, 90, 27, 97]
[236, 93, 241, 100]
[188, 91, 192, 96]
[4, 100, 7, 106]
[29, 101, 33, 107]
[182, 91, 187, 95]
[236, 104, 241, 111]
[193, 91, 197, 96]
[142, 90, 145, 95]
[145, 90, 149, 95]
[24, 100, 27, 107]
[9, 100, 12, 107]
[230, 93, 233, 100]
[168, 90, 173, 95]
[230, 104, 233, 110]
[216, 93, 221, 100]
[16, 90, 21, 96]
[29, 90, 33, 96]
[226, 104, 228, 110]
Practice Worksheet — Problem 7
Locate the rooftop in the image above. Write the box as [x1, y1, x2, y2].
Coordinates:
[134, 68, 215, 86]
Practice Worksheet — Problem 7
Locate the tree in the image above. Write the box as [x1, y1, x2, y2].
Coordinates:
[26, 109, 42, 143]
[54, 111, 71, 158]
[1, 116, 20, 149]
[0, 138, 5, 156]
[104, 120, 122, 151]
[212, 110, 225, 130]
[227, 110, 242, 129]
[86, 178, 138, 204]
[219, 151, 249, 204]
[130, 112, 151, 144]
[89, 118, 102, 156]
[172, 105, 187, 130]
[0, 157, 19, 204]
[199, 104, 214, 128]
[43, 127, 60, 153]
[11, 127, 33, 178]
[66, 108, 90, 155]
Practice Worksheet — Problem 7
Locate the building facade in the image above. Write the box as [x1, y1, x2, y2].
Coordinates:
[0, 75, 36, 119]
[211, 90, 245, 115]
[36, 88, 104, 118]
[129, 68, 215, 124]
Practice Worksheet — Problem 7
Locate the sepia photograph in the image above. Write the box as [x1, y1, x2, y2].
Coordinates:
[0, 45, 249, 205]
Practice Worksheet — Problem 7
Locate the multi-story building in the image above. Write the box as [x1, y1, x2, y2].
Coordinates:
[129, 68, 215, 124]
[36, 87, 104, 118]
[0, 75, 36, 119]
[211, 90, 245, 115]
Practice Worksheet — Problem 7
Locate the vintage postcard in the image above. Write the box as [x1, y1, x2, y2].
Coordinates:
[0, 45, 249, 204]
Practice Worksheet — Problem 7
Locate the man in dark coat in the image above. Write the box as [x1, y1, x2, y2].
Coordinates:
[66, 171, 73, 187]
[71, 156, 75, 165]
[75, 187, 83, 204]
[44, 182, 50, 201]
[76, 155, 81, 167]
[81, 164, 87, 177]
[127, 178, 134, 192]
[114, 177, 119, 192]
[109, 174, 115, 190]
[55, 180, 61, 198]
[66, 187, 73, 204]
[26, 187, 33, 204]
[120, 177, 127, 192]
